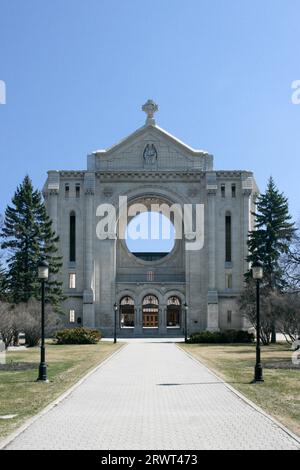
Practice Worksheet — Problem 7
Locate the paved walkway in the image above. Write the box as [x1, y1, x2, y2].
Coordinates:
[4, 343, 300, 450]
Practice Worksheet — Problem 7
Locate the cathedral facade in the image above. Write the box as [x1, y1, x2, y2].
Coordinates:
[44, 100, 257, 337]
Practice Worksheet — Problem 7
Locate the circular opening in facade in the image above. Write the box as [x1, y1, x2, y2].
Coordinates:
[125, 211, 175, 262]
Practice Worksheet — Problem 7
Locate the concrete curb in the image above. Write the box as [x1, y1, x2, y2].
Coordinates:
[177, 344, 300, 449]
[0, 343, 127, 450]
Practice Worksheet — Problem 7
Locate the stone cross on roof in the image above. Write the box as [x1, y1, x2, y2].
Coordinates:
[142, 99, 158, 125]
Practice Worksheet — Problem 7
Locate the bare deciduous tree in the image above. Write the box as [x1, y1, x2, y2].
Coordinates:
[283, 222, 300, 288]
[14, 299, 62, 347]
[0, 302, 16, 349]
[271, 291, 300, 344]
[1, 298, 62, 349]
[238, 281, 274, 345]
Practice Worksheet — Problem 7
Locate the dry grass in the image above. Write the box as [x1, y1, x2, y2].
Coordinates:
[180, 342, 300, 436]
[0, 341, 122, 440]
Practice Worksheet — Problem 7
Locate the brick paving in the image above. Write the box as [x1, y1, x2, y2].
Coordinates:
[4, 342, 300, 450]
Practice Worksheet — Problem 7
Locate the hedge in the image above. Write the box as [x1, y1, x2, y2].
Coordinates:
[54, 327, 102, 345]
[187, 330, 254, 344]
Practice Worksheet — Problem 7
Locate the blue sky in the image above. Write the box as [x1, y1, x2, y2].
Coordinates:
[126, 212, 175, 253]
[0, 0, 299, 228]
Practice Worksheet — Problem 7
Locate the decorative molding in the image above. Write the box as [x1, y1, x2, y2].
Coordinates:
[102, 186, 114, 198]
[85, 188, 95, 196]
[59, 171, 85, 178]
[216, 171, 253, 178]
[50, 169, 255, 181]
[48, 189, 59, 195]
[96, 171, 205, 182]
[207, 290, 219, 304]
[112, 182, 193, 209]
[206, 184, 218, 195]
[242, 176, 253, 196]
[218, 290, 240, 298]
[84, 172, 96, 196]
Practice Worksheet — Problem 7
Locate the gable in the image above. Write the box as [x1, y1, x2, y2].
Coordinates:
[88, 124, 213, 172]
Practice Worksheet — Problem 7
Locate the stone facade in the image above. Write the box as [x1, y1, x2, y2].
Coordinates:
[44, 101, 258, 337]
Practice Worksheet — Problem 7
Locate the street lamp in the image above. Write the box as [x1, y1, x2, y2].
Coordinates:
[114, 302, 118, 344]
[37, 259, 49, 382]
[184, 302, 188, 343]
[252, 260, 264, 383]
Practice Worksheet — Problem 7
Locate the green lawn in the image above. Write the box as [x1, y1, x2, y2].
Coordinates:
[0, 341, 122, 440]
[179, 343, 300, 436]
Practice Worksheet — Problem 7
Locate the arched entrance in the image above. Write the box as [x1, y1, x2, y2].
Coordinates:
[142, 295, 159, 328]
[115, 192, 187, 337]
[167, 296, 181, 328]
[119, 296, 135, 328]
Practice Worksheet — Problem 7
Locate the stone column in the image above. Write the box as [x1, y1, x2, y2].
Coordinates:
[47, 190, 58, 233]
[241, 176, 253, 330]
[83, 173, 95, 328]
[242, 177, 253, 279]
[134, 307, 143, 336]
[46, 171, 60, 234]
[159, 305, 167, 335]
[45, 172, 60, 293]
[98, 237, 116, 335]
[206, 174, 219, 331]
[134, 307, 143, 335]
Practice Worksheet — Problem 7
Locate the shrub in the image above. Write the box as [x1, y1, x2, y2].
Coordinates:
[54, 327, 102, 345]
[188, 330, 254, 344]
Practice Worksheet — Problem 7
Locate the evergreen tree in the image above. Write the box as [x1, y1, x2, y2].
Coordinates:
[0, 215, 7, 300]
[247, 177, 295, 285]
[1, 176, 64, 308]
[246, 177, 295, 342]
[0, 264, 6, 300]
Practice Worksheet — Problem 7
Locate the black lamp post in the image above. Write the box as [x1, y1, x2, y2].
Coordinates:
[114, 302, 118, 344]
[37, 260, 49, 382]
[252, 260, 264, 383]
[184, 302, 188, 343]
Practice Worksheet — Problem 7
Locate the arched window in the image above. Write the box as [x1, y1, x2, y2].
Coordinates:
[167, 296, 181, 306]
[142, 295, 159, 328]
[225, 212, 232, 262]
[167, 296, 181, 328]
[70, 212, 76, 262]
[143, 295, 159, 306]
[119, 296, 135, 328]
